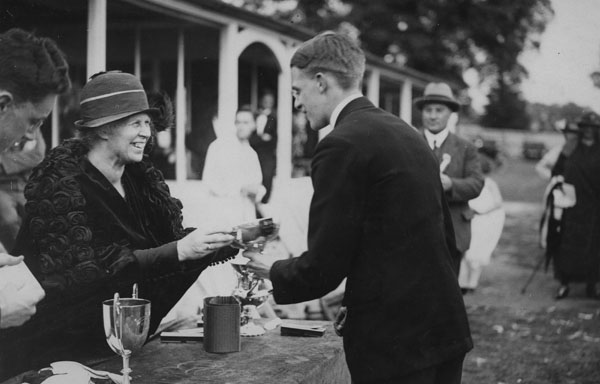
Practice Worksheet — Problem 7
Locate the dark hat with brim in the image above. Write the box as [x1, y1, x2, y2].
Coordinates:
[576, 111, 600, 129]
[75, 71, 158, 128]
[414, 82, 460, 112]
[555, 119, 580, 133]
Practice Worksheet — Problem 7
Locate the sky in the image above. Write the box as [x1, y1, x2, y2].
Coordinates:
[519, 0, 600, 112]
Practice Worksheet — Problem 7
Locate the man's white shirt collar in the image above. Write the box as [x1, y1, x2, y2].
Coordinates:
[330, 93, 362, 128]
[424, 127, 450, 150]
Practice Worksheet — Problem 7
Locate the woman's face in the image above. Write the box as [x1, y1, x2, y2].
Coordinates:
[105, 113, 151, 164]
[580, 126, 597, 145]
[235, 110, 256, 141]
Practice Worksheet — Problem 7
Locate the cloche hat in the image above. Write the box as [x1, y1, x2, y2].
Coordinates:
[555, 119, 580, 133]
[414, 82, 460, 112]
[75, 71, 158, 128]
[576, 111, 600, 129]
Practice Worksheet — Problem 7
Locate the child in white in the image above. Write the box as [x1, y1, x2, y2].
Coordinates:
[459, 162, 505, 292]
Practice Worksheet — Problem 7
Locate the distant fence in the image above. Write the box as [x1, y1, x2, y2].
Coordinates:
[457, 124, 564, 159]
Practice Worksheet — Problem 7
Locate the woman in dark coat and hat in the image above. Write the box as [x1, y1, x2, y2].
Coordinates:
[553, 111, 600, 299]
[0, 71, 237, 379]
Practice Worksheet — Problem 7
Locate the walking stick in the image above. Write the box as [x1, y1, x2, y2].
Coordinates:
[520, 253, 546, 294]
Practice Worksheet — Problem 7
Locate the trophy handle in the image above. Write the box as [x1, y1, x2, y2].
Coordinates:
[113, 293, 124, 352]
[112, 292, 132, 384]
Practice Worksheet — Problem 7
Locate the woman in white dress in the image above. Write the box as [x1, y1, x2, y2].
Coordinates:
[197, 107, 266, 297]
[165, 108, 266, 323]
[203, 108, 266, 226]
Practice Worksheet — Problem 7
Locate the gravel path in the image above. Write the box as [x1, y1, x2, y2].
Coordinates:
[463, 201, 599, 313]
[461, 200, 600, 384]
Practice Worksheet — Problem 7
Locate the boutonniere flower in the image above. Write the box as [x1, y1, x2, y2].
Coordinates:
[440, 153, 452, 172]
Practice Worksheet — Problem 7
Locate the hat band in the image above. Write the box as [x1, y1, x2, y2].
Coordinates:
[423, 95, 456, 103]
[80, 89, 145, 105]
[79, 90, 150, 123]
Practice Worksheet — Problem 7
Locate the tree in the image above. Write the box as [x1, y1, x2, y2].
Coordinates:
[225, 0, 554, 129]
[528, 102, 590, 132]
[480, 81, 531, 129]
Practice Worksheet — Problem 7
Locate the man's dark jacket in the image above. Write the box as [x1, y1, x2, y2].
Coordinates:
[426, 131, 484, 254]
[270, 97, 473, 382]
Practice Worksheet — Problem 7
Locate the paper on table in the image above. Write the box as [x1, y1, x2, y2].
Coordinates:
[0, 262, 45, 300]
[160, 327, 204, 342]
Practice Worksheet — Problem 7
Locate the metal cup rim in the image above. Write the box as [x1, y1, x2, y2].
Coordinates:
[102, 298, 151, 307]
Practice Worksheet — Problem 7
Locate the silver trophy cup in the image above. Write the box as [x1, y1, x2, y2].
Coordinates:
[102, 291, 150, 384]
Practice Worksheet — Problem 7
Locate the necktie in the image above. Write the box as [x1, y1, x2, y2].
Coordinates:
[433, 140, 442, 161]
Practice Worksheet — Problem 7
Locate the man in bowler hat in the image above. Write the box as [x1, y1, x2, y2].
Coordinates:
[244, 32, 472, 384]
[415, 82, 484, 277]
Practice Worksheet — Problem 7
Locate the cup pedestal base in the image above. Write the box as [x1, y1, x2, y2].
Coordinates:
[240, 322, 266, 337]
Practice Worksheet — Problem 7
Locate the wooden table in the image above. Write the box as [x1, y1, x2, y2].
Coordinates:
[94, 320, 350, 384]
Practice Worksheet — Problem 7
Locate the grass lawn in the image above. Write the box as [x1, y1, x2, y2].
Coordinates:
[464, 305, 600, 384]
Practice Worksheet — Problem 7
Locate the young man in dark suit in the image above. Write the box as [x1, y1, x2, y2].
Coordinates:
[244, 32, 472, 383]
[0, 28, 71, 330]
[415, 83, 484, 277]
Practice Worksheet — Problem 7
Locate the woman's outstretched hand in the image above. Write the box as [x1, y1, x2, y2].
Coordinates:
[177, 228, 235, 261]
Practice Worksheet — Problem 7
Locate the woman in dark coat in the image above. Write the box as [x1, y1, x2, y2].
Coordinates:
[540, 122, 578, 298]
[554, 111, 600, 299]
[0, 71, 236, 379]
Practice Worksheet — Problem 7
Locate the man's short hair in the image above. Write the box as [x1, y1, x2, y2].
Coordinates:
[290, 31, 365, 90]
[237, 104, 256, 119]
[0, 28, 71, 103]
